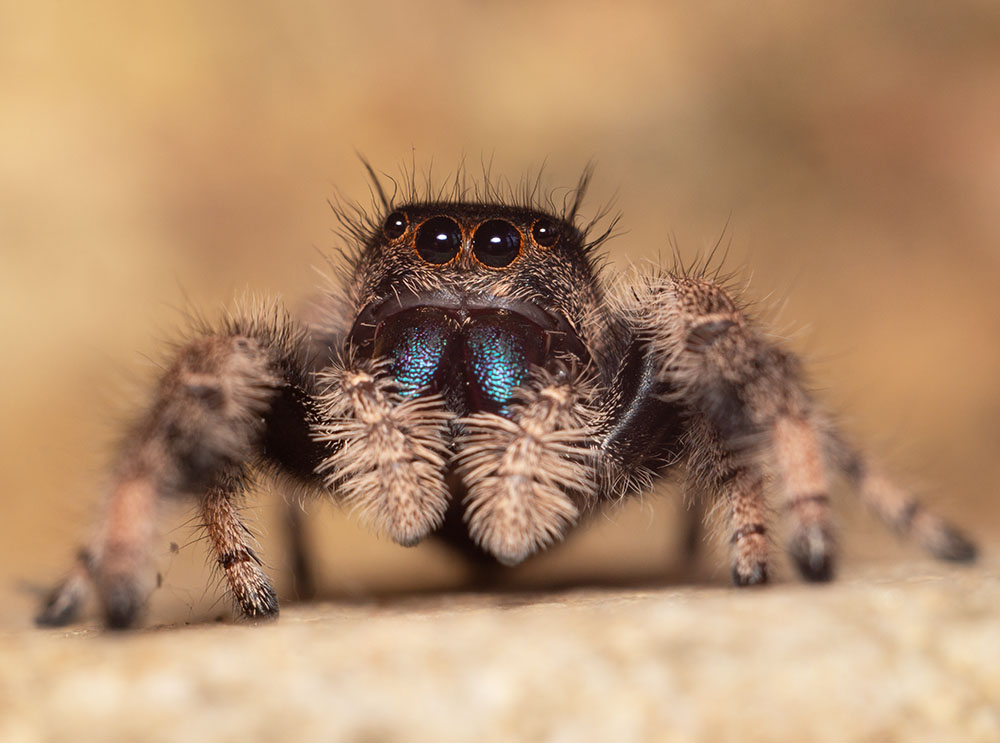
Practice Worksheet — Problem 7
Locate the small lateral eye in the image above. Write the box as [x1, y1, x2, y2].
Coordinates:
[383, 211, 409, 239]
[530, 218, 559, 248]
[472, 220, 522, 268]
[415, 216, 462, 264]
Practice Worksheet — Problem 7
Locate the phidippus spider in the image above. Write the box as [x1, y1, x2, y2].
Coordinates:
[37, 167, 976, 629]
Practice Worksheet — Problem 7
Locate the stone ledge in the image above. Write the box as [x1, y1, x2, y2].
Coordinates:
[3, 562, 998, 743]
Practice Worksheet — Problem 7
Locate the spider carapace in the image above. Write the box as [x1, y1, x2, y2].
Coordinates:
[37, 173, 977, 630]
[347, 203, 594, 417]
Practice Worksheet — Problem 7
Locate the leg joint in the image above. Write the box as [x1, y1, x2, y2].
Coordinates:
[731, 523, 767, 544]
[784, 492, 830, 511]
[217, 548, 259, 569]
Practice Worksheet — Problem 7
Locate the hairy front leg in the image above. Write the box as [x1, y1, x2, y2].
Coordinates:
[687, 419, 770, 585]
[38, 308, 319, 628]
[772, 416, 835, 580]
[38, 478, 159, 629]
[202, 473, 279, 620]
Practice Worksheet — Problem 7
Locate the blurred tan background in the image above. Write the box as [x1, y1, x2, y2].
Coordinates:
[1, 0, 998, 629]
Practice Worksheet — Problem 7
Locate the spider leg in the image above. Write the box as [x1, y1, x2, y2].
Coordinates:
[678, 495, 706, 569]
[687, 419, 770, 584]
[772, 416, 835, 580]
[829, 438, 977, 562]
[629, 273, 839, 581]
[38, 307, 327, 628]
[626, 271, 975, 582]
[36, 549, 94, 627]
[454, 368, 599, 566]
[202, 471, 279, 620]
[283, 502, 317, 601]
[726, 467, 770, 584]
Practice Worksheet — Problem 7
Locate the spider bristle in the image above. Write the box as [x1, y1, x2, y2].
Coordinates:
[335, 158, 618, 243]
[356, 152, 390, 213]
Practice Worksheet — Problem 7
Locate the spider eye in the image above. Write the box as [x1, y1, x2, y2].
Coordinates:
[383, 211, 409, 240]
[415, 217, 462, 264]
[472, 220, 521, 268]
[530, 218, 559, 248]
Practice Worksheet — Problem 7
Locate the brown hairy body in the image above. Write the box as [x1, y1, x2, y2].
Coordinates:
[37, 168, 976, 629]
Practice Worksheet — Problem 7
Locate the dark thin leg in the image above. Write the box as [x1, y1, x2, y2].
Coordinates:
[679, 498, 704, 568]
[284, 503, 317, 601]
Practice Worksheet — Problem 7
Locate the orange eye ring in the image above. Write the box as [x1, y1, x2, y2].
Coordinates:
[383, 210, 409, 240]
[530, 218, 559, 248]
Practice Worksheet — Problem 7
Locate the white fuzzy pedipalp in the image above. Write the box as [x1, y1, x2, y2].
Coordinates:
[315, 358, 454, 546]
[455, 371, 599, 565]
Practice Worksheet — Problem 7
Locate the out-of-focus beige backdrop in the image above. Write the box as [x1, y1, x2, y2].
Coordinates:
[2, 0, 998, 628]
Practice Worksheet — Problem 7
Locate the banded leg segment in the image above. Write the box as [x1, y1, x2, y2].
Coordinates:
[203, 478, 278, 620]
[686, 420, 770, 585]
[831, 442, 977, 562]
[726, 468, 770, 585]
[773, 416, 835, 581]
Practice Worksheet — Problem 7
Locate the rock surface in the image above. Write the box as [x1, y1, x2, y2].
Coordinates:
[4, 560, 998, 743]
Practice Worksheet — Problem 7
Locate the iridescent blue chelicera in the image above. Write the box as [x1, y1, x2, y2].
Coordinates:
[372, 307, 542, 415]
[383, 316, 452, 396]
[465, 321, 530, 414]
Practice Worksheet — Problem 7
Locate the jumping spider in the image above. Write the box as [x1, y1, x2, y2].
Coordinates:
[38, 169, 976, 629]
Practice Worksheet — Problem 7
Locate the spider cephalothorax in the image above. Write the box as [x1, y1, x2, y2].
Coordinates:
[38, 169, 976, 630]
[345, 201, 605, 415]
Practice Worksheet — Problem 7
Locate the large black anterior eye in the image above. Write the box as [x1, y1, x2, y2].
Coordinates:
[415, 217, 462, 264]
[472, 220, 521, 268]
[383, 211, 409, 239]
[531, 218, 559, 247]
